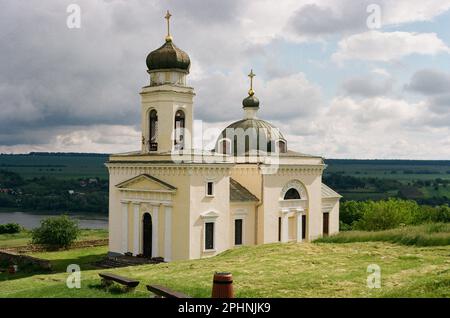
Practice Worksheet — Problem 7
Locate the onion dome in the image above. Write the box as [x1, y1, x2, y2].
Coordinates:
[146, 40, 190, 73]
[242, 94, 260, 108]
[145, 10, 191, 73]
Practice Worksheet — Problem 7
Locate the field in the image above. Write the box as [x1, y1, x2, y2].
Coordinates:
[0, 229, 108, 249]
[325, 159, 450, 180]
[324, 159, 450, 203]
[0, 242, 449, 298]
[0, 153, 108, 180]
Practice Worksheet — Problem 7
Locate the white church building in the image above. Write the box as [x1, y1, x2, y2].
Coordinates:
[106, 12, 341, 261]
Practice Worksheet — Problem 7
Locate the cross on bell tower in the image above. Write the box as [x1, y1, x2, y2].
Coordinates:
[165, 10, 173, 42]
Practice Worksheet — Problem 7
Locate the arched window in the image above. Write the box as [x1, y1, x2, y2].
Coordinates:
[277, 140, 287, 153]
[149, 110, 158, 151]
[174, 110, 185, 150]
[220, 139, 230, 154]
[284, 188, 300, 200]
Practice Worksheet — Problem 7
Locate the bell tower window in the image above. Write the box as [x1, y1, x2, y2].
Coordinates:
[174, 110, 185, 150]
[149, 110, 158, 151]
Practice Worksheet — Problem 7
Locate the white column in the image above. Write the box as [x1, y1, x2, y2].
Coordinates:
[121, 202, 129, 254]
[152, 205, 159, 258]
[164, 205, 172, 262]
[296, 210, 303, 243]
[281, 210, 289, 243]
[133, 202, 140, 256]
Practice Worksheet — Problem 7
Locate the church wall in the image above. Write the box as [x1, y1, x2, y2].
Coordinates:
[107, 165, 193, 261]
[229, 165, 263, 244]
[323, 198, 340, 235]
[188, 170, 231, 259]
[230, 203, 257, 246]
[108, 171, 123, 254]
[262, 170, 323, 243]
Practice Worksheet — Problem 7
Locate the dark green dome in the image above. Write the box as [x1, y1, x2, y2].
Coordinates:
[146, 39, 190, 73]
[242, 95, 260, 108]
[216, 119, 287, 154]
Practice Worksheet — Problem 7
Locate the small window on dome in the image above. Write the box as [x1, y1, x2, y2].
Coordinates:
[220, 139, 230, 154]
[277, 140, 287, 153]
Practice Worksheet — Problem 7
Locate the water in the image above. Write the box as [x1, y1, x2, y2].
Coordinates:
[0, 212, 108, 230]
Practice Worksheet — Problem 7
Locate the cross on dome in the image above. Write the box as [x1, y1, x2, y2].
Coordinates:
[165, 10, 173, 42]
[248, 69, 255, 96]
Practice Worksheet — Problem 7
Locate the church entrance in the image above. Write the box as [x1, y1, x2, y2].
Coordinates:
[143, 213, 152, 258]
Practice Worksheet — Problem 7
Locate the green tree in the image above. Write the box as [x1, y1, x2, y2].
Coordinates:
[31, 215, 80, 248]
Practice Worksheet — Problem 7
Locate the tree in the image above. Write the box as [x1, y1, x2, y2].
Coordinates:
[31, 215, 80, 248]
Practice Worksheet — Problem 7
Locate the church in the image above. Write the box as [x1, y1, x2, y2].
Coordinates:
[106, 11, 341, 261]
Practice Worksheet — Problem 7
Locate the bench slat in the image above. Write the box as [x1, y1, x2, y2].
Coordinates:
[147, 284, 191, 298]
[99, 273, 139, 287]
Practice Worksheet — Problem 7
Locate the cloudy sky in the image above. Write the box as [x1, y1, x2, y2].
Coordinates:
[1, 0, 450, 159]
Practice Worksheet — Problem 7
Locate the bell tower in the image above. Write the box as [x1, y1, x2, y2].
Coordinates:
[141, 10, 195, 154]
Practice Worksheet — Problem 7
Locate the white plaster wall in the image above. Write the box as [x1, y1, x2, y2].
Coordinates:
[262, 171, 323, 243]
[188, 172, 231, 259]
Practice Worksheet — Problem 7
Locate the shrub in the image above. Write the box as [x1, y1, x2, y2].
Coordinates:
[31, 215, 80, 248]
[0, 223, 22, 234]
[353, 199, 419, 231]
[340, 201, 365, 227]
[414, 205, 450, 224]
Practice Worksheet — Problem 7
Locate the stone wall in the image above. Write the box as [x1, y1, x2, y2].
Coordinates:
[0, 250, 52, 271]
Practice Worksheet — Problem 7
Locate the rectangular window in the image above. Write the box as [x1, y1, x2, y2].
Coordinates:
[278, 217, 281, 242]
[302, 215, 306, 239]
[323, 213, 329, 236]
[234, 219, 243, 245]
[205, 222, 214, 250]
[206, 182, 214, 196]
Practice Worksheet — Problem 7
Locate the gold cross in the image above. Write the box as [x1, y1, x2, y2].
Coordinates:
[165, 10, 172, 41]
[248, 69, 255, 96]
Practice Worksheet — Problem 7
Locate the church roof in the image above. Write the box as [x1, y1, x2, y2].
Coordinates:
[321, 183, 342, 199]
[230, 178, 259, 202]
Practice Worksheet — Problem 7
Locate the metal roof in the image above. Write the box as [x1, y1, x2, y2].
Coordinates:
[321, 183, 342, 198]
[230, 178, 259, 202]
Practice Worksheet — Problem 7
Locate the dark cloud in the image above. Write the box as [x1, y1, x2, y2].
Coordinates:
[405, 69, 450, 95]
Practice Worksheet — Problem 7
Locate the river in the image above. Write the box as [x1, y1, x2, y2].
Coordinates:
[0, 212, 108, 230]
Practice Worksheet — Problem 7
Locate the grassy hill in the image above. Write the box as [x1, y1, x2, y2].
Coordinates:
[0, 242, 449, 298]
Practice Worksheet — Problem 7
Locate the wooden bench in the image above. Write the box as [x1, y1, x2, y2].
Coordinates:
[147, 284, 191, 298]
[99, 273, 140, 291]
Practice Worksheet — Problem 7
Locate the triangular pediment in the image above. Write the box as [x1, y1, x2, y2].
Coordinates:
[115, 174, 176, 192]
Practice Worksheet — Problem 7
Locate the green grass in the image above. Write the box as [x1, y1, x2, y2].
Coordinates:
[315, 223, 450, 246]
[0, 242, 449, 298]
[0, 229, 108, 249]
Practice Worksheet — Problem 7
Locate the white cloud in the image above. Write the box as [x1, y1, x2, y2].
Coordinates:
[333, 31, 450, 62]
